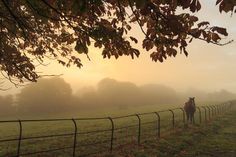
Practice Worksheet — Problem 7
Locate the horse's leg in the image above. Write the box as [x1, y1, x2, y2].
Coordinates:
[190, 113, 195, 124]
[190, 113, 193, 124]
[186, 112, 190, 123]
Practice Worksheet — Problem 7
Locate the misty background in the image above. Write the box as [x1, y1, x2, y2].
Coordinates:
[1, 77, 236, 119]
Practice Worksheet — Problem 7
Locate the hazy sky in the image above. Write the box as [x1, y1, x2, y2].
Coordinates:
[1, 0, 236, 95]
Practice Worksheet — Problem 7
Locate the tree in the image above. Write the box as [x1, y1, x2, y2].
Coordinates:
[97, 78, 142, 108]
[17, 77, 73, 114]
[140, 84, 180, 105]
[0, 0, 235, 84]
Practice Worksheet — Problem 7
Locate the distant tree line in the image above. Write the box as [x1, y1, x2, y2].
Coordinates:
[0, 95, 15, 117]
[1, 77, 236, 118]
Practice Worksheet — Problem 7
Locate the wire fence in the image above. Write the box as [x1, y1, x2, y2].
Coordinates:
[0, 101, 235, 157]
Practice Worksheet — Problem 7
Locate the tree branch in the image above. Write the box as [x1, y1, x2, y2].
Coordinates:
[1, 0, 28, 40]
[128, 0, 148, 37]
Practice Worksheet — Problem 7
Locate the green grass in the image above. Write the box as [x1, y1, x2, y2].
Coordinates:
[112, 109, 236, 157]
[0, 103, 233, 157]
[0, 104, 182, 157]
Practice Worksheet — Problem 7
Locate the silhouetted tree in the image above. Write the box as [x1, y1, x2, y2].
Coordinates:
[0, 0, 234, 84]
[17, 77, 73, 114]
[97, 78, 142, 109]
[140, 84, 180, 105]
[207, 89, 236, 102]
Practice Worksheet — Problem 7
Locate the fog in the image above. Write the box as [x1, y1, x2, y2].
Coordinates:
[1, 77, 235, 118]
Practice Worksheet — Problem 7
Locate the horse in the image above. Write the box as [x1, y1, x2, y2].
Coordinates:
[184, 97, 196, 124]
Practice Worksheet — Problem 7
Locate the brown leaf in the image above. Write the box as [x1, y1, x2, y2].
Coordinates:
[181, 0, 191, 9]
[201, 30, 208, 38]
[198, 21, 210, 27]
[211, 33, 221, 42]
[75, 40, 88, 54]
[189, 16, 198, 22]
[130, 16, 137, 23]
[190, 0, 197, 12]
[212, 27, 228, 36]
[183, 48, 188, 57]
[130, 36, 138, 44]
[216, 0, 223, 5]
[196, 0, 201, 11]
[189, 37, 193, 43]
[181, 40, 187, 47]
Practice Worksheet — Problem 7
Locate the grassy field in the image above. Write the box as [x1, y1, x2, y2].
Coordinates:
[0, 102, 233, 157]
[111, 109, 236, 157]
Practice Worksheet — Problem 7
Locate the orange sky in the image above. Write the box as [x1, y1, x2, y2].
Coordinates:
[1, 0, 236, 95]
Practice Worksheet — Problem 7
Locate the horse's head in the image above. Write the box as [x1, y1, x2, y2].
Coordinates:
[189, 97, 195, 105]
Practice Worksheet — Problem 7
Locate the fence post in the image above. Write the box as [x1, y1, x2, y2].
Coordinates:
[108, 117, 114, 152]
[197, 107, 201, 124]
[220, 104, 223, 113]
[206, 106, 211, 120]
[17, 120, 22, 157]
[209, 106, 214, 117]
[211, 105, 215, 116]
[219, 104, 223, 114]
[218, 104, 221, 114]
[216, 104, 220, 114]
[72, 119, 77, 157]
[201, 106, 207, 123]
[223, 104, 226, 113]
[169, 110, 175, 128]
[212, 105, 217, 116]
[215, 105, 218, 115]
[135, 114, 141, 145]
[154, 112, 160, 138]
[213, 105, 217, 116]
[179, 108, 185, 124]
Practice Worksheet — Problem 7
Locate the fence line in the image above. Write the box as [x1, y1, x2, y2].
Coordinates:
[0, 101, 235, 157]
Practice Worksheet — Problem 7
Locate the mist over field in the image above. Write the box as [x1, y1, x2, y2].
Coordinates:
[1, 77, 235, 119]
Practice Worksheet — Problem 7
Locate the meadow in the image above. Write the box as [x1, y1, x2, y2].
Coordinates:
[0, 102, 233, 157]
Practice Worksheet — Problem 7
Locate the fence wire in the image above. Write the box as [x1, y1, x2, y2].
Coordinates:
[0, 102, 234, 157]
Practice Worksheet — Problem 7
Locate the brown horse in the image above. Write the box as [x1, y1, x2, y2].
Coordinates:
[184, 97, 196, 124]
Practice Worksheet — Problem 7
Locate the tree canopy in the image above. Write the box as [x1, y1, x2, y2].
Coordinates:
[17, 77, 73, 113]
[0, 0, 235, 84]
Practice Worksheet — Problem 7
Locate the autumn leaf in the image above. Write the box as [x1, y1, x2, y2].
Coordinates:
[212, 27, 228, 36]
[216, 0, 236, 13]
[0, 0, 233, 84]
[216, 0, 223, 5]
[198, 21, 210, 27]
[75, 41, 88, 54]
[211, 33, 221, 42]
[196, 0, 201, 11]
[183, 48, 188, 57]
[130, 36, 138, 43]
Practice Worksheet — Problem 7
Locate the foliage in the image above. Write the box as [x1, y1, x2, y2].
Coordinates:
[0, 0, 235, 83]
[17, 77, 73, 114]
[0, 77, 233, 116]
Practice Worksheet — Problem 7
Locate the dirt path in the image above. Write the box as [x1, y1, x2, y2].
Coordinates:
[110, 110, 236, 157]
